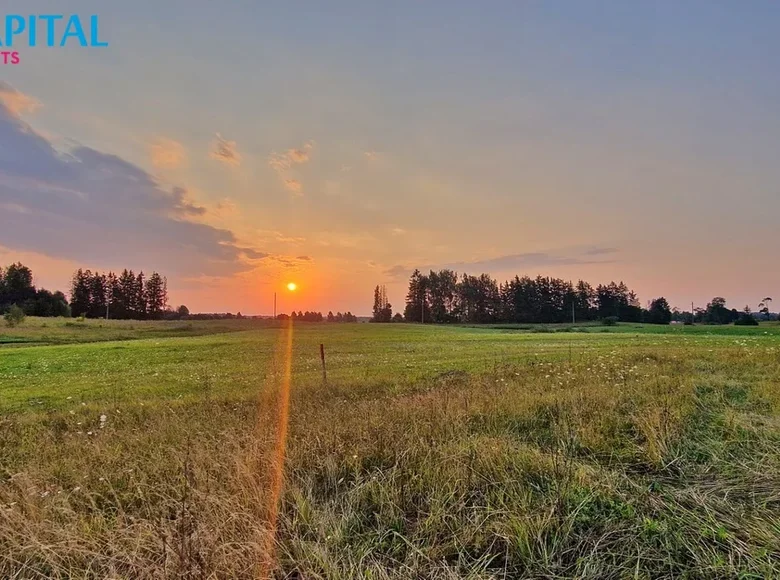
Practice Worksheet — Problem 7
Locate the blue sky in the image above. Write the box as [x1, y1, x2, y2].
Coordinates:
[1, 1, 778, 313]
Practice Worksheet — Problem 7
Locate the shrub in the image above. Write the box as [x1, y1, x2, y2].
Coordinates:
[602, 316, 619, 326]
[734, 312, 759, 326]
[4, 304, 26, 327]
[646, 297, 672, 325]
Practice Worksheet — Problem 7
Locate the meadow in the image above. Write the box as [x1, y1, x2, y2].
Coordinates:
[2, 317, 780, 578]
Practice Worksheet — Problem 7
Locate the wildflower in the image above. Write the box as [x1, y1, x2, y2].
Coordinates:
[99, 414, 107, 428]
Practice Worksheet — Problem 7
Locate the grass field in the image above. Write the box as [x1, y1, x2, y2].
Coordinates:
[2, 318, 780, 578]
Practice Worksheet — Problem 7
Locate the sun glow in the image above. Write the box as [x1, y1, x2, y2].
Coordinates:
[286, 282, 297, 292]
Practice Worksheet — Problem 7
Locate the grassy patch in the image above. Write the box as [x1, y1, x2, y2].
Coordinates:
[2, 321, 780, 577]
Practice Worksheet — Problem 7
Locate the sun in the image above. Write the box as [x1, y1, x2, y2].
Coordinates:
[286, 282, 298, 292]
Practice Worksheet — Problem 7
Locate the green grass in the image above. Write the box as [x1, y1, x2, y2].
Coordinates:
[2, 318, 780, 578]
[0, 316, 268, 346]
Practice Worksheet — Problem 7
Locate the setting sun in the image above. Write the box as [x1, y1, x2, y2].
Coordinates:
[286, 282, 297, 292]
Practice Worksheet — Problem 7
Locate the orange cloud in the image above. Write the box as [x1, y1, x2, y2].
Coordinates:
[268, 141, 314, 172]
[150, 137, 187, 169]
[284, 178, 303, 195]
[210, 133, 241, 167]
[256, 230, 307, 245]
[0, 82, 41, 116]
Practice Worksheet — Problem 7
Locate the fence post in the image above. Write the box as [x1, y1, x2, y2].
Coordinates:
[320, 343, 327, 384]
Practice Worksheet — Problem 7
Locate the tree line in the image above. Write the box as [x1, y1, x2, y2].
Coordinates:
[0, 262, 363, 323]
[276, 311, 359, 322]
[398, 269, 772, 325]
[70, 269, 173, 320]
[2, 261, 772, 326]
[0, 263, 70, 317]
[682, 297, 762, 326]
[401, 269, 647, 324]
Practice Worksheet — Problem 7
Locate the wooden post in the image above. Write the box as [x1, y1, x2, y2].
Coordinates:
[320, 343, 327, 383]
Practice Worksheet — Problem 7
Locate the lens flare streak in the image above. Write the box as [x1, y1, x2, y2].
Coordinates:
[258, 318, 294, 578]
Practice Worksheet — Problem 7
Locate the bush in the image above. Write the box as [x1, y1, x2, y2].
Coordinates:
[601, 316, 619, 326]
[4, 304, 26, 327]
[645, 297, 672, 325]
[734, 313, 759, 326]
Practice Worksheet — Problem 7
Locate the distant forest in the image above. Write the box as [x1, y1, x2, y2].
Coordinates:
[70, 269, 171, 320]
[0, 262, 358, 323]
[0, 263, 69, 317]
[1, 261, 773, 326]
[367, 269, 773, 326]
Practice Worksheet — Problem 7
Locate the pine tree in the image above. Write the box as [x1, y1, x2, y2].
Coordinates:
[105, 272, 119, 319]
[118, 269, 136, 319]
[87, 272, 107, 319]
[134, 272, 147, 319]
[145, 272, 167, 320]
[404, 269, 429, 322]
[69, 269, 91, 317]
[372, 285, 381, 321]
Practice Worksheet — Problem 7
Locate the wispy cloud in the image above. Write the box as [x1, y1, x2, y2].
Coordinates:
[268, 141, 314, 172]
[212, 197, 238, 217]
[442, 248, 618, 272]
[364, 150, 379, 161]
[582, 247, 618, 256]
[150, 137, 187, 169]
[382, 247, 619, 281]
[0, 82, 41, 116]
[284, 178, 302, 195]
[268, 141, 314, 195]
[256, 230, 306, 245]
[210, 133, 241, 167]
[240, 248, 270, 260]
[271, 254, 314, 268]
[383, 265, 409, 280]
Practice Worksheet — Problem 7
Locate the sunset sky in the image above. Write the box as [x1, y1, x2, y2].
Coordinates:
[2, 1, 779, 315]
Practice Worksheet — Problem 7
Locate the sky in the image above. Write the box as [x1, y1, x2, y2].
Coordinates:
[1, 0, 778, 315]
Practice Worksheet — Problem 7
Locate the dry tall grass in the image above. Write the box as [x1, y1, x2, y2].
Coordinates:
[2, 332, 780, 578]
